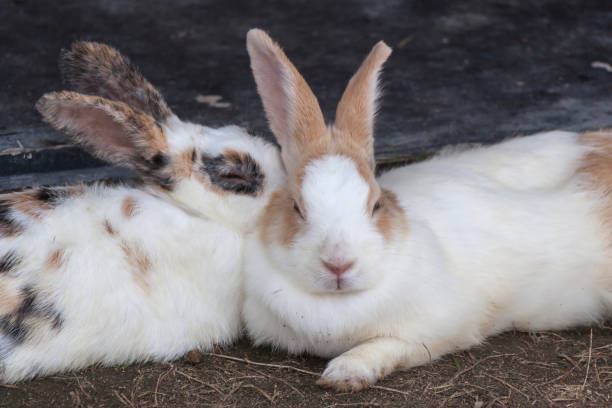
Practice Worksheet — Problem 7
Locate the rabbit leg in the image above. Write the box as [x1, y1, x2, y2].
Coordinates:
[317, 336, 447, 391]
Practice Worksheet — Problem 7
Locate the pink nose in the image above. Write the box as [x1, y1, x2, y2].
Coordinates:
[323, 260, 354, 277]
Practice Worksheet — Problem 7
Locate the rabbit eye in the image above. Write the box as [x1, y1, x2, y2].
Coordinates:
[372, 198, 383, 216]
[293, 201, 304, 220]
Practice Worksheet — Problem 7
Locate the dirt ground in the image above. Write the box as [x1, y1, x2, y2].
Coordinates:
[1, 324, 610, 407]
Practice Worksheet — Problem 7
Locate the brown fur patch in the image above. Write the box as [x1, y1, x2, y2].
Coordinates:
[578, 130, 612, 227]
[260, 190, 302, 246]
[60, 41, 174, 122]
[173, 150, 196, 179]
[121, 196, 139, 218]
[1, 186, 84, 224]
[104, 219, 117, 235]
[0, 282, 21, 315]
[45, 249, 66, 270]
[375, 189, 408, 242]
[120, 241, 152, 292]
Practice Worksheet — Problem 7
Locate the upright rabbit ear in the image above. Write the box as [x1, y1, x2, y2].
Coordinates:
[36, 91, 173, 189]
[246, 29, 327, 169]
[334, 42, 392, 169]
[59, 41, 174, 123]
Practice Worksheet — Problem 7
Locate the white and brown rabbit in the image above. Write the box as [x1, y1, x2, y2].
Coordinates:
[242, 29, 612, 391]
[0, 42, 285, 383]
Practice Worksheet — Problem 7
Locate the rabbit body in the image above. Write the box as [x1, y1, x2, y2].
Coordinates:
[1, 185, 242, 383]
[0, 42, 285, 383]
[242, 29, 612, 390]
[245, 129, 612, 358]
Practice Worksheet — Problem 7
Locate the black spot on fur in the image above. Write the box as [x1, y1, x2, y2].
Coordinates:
[0, 251, 20, 274]
[0, 286, 63, 346]
[200, 152, 264, 196]
[150, 152, 169, 170]
[35, 187, 71, 206]
[0, 201, 23, 236]
[133, 153, 174, 190]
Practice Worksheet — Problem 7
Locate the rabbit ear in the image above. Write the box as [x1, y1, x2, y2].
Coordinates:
[246, 29, 327, 168]
[334, 42, 392, 169]
[36, 91, 172, 187]
[59, 41, 174, 123]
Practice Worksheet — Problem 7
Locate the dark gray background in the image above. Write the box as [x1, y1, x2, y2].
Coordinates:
[2, 0, 611, 189]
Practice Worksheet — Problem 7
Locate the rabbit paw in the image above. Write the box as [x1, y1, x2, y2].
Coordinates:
[316, 355, 379, 392]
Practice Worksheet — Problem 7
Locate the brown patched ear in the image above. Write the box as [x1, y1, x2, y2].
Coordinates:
[246, 29, 328, 169]
[59, 41, 173, 123]
[334, 42, 392, 169]
[36, 91, 173, 189]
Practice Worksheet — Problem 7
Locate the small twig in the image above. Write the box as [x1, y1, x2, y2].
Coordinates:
[0, 383, 19, 389]
[250, 366, 305, 397]
[434, 353, 516, 387]
[582, 328, 593, 389]
[370, 384, 411, 396]
[327, 399, 380, 407]
[206, 352, 320, 376]
[154, 365, 174, 407]
[484, 373, 530, 401]
[113, 390, 136, 408]
[541, 366, 576, 385]
[174, 369, 223, 395]
[241, 383, 278, 402]
[559, 353, 580, 370]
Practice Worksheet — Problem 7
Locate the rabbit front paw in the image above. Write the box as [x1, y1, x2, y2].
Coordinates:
[316, 355, 379, 391]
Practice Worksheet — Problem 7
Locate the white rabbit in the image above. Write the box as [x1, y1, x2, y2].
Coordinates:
[0, 42, 285, 383]
[241, 29, 612, 391]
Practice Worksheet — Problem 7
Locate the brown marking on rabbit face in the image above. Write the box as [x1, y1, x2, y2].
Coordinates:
[45, 249, 66, 271]
[375, 189, 408, 242]
[60, 42, 173, 122]
[120, 241, 151, 292]
[172, 149, 196, 179]
[260, 190, 302, 246]
[121, 196, 139, 218]
[104, 219, 117, 235]
[0, 286, 63, 345]
[200, 149, 265, 196]
[578, 130, 612, 229]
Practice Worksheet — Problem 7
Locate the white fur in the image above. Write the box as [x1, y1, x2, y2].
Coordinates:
[0, 123, 285, 383]
[243, 130, 612, 388]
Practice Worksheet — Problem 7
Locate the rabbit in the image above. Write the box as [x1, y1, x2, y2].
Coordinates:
[0, 41, 285, 383]
[241, 29, 612, 391]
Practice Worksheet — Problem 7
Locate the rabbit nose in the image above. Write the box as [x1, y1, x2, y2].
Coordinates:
[322, 260, 354, 277]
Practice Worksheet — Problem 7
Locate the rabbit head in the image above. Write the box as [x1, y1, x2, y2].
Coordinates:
[36, 42, 285, 231]
[247, 29, 407, 294]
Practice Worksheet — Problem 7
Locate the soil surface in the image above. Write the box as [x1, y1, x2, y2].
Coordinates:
[2, 327, 610, 407]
